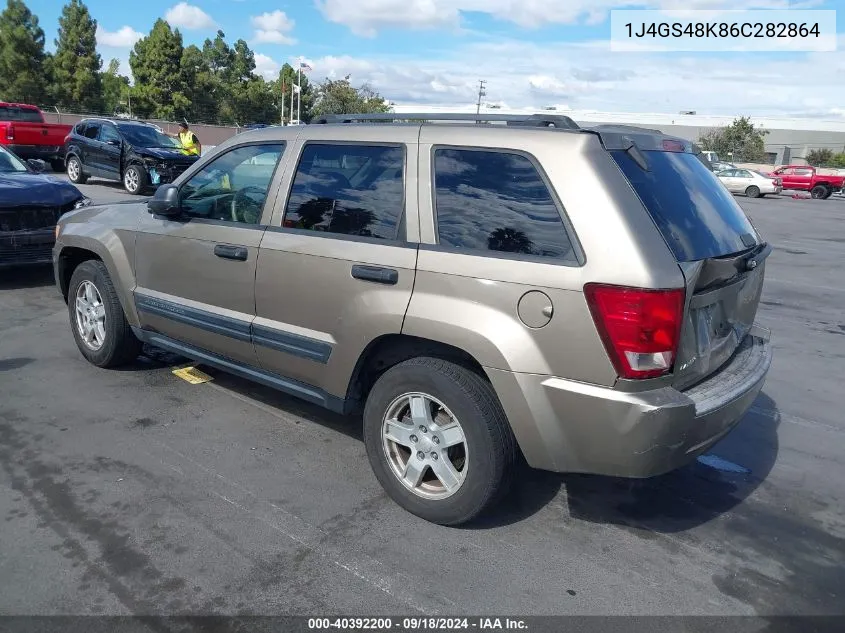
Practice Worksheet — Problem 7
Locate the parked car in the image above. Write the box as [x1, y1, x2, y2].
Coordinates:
[770, 165, 845, 199]
[0, 145, 89, 267]
[63, 118, 200, 195]
[53, 113, 773, 525]
[716, 167, 782, 197]
[711, 160, 736, 172]
[0, 102, 73, 172]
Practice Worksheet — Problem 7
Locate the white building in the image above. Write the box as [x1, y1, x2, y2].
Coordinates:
[390, 104, 845, 165]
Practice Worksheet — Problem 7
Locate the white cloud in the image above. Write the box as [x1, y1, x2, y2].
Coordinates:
[164, 2, 216, 30]
[303, 37, 845, 119]
[254, 53, 281, 80]
[96, 25, 143, 48]
[317, 0, 816, 35]
[251, 10, 296, 44]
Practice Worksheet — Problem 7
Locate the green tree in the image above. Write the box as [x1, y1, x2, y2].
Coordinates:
[698, 116, 769, 163]
[805, 148, 834, 166]
[52, 0, 102, 112]
[181, 44, 218, 122]
[0, 0, 48, 104]
[129, 19, 190, 119]
[310, 75, 391, 120]
[102, 58, 130, 115]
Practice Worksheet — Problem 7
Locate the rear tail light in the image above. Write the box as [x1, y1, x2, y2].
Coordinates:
[584, 284, 685, 379]
[662, 139, 686, 152]
[6, 124, 13, 141]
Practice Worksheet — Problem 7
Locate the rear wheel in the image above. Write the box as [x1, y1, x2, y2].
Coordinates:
[811, 184, 830, 199]
[123, 164, 147, 195]
[363, 357, 517, 526]
[745, 185, 760, 198]
[66, 156, 88, 184]
[68, 260, 141, 368]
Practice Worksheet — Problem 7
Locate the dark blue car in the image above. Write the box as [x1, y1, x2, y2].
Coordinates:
[0, 145, 89, 267]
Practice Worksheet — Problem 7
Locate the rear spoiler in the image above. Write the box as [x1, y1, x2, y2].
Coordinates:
[583, 124, 713, 171]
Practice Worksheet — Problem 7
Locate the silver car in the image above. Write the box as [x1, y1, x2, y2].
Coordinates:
[717, 167, 782, 197]
[54, 113, 773, 525]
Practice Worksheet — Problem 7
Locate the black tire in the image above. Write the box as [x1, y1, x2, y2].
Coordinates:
[68, 260, 141, 368]
[123, 164, 147, 195]
[822, 189, 833, 200]
[811, 184, 829, 199]
[745, 186, 760, 199]
[363, 357, 517, 526]
[50, 159, 65, 173]
[66, 155, 88, 184]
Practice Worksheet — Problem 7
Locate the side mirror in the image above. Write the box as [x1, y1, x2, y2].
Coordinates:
[107, 139, 122, 147]
[147, 184, 181, 217]
[27, 158, 46, 173]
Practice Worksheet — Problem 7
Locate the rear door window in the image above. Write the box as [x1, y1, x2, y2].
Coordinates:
[610, 149, 758, 262]
[432, 148, 577, 262]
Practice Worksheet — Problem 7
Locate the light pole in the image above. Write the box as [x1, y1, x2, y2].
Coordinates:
[476, 79, 487, 116]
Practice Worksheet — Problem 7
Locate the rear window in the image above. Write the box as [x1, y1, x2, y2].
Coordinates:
[611, 149, 758, 262]
[0, 106, 42, 122]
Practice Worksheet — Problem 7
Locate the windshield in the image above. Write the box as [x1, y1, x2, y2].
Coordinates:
[611, 149, 759, 262]
[117, 124, 180, 149]
[0, 145, 28, 173]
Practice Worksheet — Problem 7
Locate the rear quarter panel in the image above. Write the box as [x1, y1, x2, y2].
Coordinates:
[407, 127, 685, 385]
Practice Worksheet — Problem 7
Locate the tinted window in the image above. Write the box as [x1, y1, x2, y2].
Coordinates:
[0, 106, 42, 122]
[117, 124, 180, 149]
[83, 123, 100, 139]
[74, 123, 86, 134]
[283, 144, 405, 240]
[611, 149, 758, 262]
[180, 144, 284, 224]
[99, 124, 121, 143]
[433, 148, 575, 260]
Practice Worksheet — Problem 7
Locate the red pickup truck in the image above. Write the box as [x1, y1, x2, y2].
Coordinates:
[770, 164, 845, 199]
[0, 102, 73, 172]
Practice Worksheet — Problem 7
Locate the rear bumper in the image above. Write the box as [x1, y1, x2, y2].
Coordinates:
[0, 229, 55, 267]
[7, 144, 63, 161]
[487, 326, 772, 477]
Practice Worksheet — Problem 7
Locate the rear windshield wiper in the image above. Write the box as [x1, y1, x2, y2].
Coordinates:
[740, 242, 773, 271]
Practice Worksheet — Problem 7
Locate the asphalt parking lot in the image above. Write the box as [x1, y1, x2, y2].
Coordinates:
[1, 183, 844, 620]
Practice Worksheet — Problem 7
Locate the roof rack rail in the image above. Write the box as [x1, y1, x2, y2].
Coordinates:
[311, 112, 580, 130]
[584, 124, 664, 134]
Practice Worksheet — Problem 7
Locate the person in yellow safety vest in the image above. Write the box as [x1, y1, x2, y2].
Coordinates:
[167, 120, 202, 157]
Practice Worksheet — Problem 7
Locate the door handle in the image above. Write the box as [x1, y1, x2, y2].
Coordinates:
[351, 265, 398, 285]
[214, 244, 248, 261]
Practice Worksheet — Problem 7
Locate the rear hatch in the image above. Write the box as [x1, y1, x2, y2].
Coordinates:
[604, 130, 769, 389]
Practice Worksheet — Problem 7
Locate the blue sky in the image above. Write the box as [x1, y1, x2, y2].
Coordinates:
[25, 0, 845, 117]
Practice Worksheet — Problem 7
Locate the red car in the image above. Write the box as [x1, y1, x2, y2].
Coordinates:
[770, 165, 845, 199]
[0, 102, 73, 172]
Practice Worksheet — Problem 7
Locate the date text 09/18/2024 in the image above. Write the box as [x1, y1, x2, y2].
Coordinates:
[307, 618, 529, 630]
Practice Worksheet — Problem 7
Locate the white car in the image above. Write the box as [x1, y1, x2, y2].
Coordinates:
[716, 167, 782, 198]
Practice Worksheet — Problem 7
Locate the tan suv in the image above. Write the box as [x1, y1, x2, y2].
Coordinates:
[53, 113, 773, 525]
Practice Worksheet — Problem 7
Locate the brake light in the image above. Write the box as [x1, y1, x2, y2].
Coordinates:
[662, 139, 686, 152]
[5, 124, 13, 141]
[584, 284, 685, 379]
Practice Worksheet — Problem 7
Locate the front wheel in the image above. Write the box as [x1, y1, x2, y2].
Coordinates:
[745, 186, 760, 198]
[123, 164, 147, 195]
[68, 260, 141, 368]
[363, 357, 517, 526]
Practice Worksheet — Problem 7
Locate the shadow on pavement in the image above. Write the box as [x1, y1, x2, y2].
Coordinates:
[121, 342, 782, 531]
[562, 391, 781, 534]
[0, 264, 54, 290]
